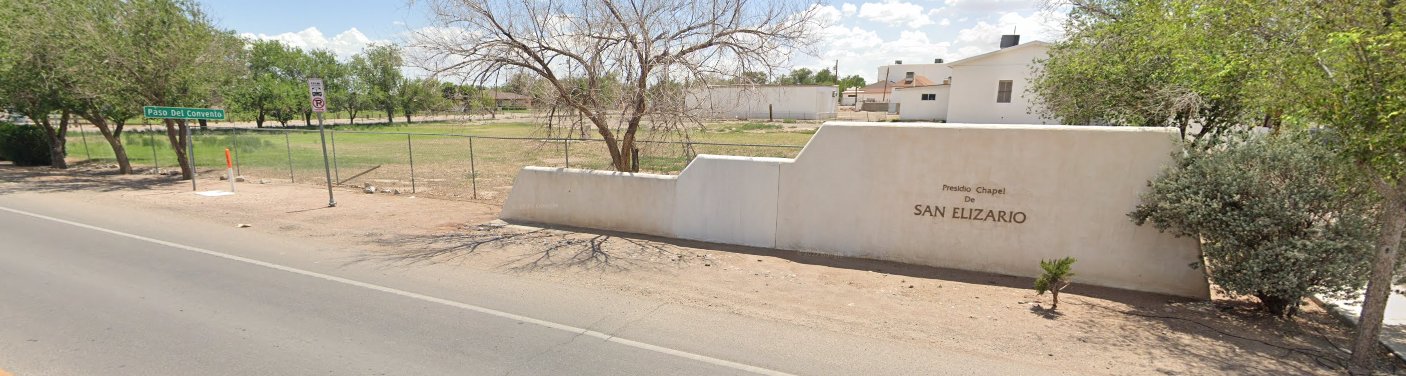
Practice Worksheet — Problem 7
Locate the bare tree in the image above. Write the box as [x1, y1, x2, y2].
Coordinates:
[413, 0, 825, 171]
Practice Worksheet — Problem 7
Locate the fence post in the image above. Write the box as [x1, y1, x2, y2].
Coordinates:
[330, 128, 340, 184]
[231, 128, 242, 177]
[564, 139, 570, 168]
[631, 147, 640, 172]
[406, 133, 416, 194]
[284, 130, 295, 183]
[77, 121, 92, 161]
[147, 123, 160, 173]
[469, 137, 478, 200]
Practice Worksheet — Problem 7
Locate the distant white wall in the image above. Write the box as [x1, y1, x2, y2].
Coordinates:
[893, 86, 950, 121]
[502, 122, 1209, 298]
[687, 85, 838, 120]
[946, 44, 1053, 124]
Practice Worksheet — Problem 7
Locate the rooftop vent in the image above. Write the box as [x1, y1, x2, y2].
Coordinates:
[934, 58, 944, 63]
[894, 60, 903, 64]
[1000, 35, 1020, 49]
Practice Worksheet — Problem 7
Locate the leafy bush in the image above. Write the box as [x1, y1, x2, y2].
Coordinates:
[1130, 134, 1375, 317]
[0, 122, 53, 166]
[1035, 257, 1077, 310]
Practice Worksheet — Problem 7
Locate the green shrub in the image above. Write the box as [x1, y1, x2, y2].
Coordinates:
[1130, 134, 1375, 317]
[1035, 257, 1076, 310]
[0, 122, 53, 166]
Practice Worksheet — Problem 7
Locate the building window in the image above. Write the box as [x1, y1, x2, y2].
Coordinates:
[996, 80, 1013, 103]
[921, 93, 936, 101]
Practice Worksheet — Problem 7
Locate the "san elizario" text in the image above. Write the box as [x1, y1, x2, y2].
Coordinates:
[912, 204, 1027, 224]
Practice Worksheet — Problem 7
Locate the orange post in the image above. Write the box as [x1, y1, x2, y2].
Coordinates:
[224, 148, 235, 192]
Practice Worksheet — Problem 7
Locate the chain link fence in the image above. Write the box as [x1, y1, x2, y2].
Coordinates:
[63, 124, 805, 204]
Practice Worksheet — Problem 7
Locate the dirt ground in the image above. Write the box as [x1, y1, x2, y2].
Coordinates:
[3, 162, 1403, 375]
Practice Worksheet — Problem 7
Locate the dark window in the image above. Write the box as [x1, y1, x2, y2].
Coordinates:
[921, 93, 936, 101]
[996, 80, 1013, 103]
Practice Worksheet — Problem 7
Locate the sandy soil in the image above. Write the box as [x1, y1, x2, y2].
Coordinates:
[3, 162, 1402, 375]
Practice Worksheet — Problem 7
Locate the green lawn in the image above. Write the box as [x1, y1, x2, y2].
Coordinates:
[64, 120, 815, 201]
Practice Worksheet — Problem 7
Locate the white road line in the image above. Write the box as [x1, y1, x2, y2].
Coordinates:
[0, 206, 794, 376]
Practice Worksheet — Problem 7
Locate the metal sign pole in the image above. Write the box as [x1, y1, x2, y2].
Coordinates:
[309, 78, 335, 207]
[186, 120, 196, 191]
[317, 113, 336, 207]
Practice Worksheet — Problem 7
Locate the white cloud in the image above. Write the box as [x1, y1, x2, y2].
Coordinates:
[952, 11, 1064, 52]
[812, 4, 844, 25]
[240, 27, 387, 61]
[943, 0, 1034, 13]
[857, 1, 933, 28]
[841, 3, 858, 15]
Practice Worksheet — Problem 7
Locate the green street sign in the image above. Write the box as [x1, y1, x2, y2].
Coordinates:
[143, 106, 225, 120]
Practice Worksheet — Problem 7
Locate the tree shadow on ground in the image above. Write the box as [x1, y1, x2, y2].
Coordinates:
[1051, 296, 1404, 375]
[0, 162, 182, 196]
[1029, 304, 1064, 320]
[346, 221, 694, 272]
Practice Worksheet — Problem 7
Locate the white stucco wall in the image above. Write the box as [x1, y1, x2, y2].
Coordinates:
[775, 122, 1205, 298]
[501, 122, 1209, 298]
[893, 86, 951, 121]
[673, 156, 787, 248]
[500, 167, 677, 237]
[946, 44, 1054, 125]
[687, 85, 839, 120]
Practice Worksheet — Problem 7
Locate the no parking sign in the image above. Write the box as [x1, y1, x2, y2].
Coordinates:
[307, 78, 327, 113]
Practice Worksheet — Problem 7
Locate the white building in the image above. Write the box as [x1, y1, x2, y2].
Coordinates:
[687, 85, 838, 120]
[876, 60, 952, 86]
[892, 36, 1055, 124]
[891, 85, 950, 121]
[944, 39, 1052, 124]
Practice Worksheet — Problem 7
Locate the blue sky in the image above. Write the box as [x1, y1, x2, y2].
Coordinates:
[201, 0, 1065, 80]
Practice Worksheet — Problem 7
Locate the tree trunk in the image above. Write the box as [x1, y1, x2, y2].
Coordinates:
[349, 111, 357, 125]
[386, 105, 394, 123]
[163, 118, 194, 180]
[38, 111, 71, 169]
[1350, 185, 1406, 369]
[198, 119, 207, 129]
[404, 112, 411, 124]
[304, 111, 312, 126]
[82, 113, 133, 174]
[256, 110, 265, 128]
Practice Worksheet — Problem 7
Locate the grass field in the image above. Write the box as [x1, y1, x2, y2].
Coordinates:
[65, 120, 814, 202]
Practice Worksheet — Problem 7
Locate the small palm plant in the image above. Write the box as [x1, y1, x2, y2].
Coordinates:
[1034, 257, 1077, 310]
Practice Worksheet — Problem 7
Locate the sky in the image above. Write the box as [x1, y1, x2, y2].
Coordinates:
[199, 0, 1066, 82]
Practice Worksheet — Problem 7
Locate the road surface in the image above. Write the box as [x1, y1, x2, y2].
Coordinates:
[0, 195, 1041, 375]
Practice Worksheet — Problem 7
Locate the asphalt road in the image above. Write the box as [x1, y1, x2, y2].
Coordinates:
[0, 195, 1044, 375]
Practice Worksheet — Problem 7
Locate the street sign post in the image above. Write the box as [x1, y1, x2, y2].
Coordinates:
[143, 106, 225, 191]
[308, 78, 336, 207]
